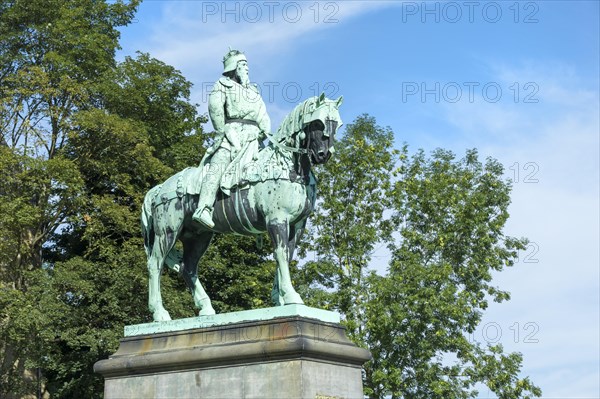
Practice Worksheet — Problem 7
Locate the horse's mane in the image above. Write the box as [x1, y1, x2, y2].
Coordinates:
[272, 96, 318, 145]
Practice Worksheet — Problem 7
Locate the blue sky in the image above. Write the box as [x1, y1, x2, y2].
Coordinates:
[117, 1, 599, 397]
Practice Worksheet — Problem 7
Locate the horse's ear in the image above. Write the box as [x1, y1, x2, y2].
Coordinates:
[335, 95, 344, 108]
[318, 92, 326, 106]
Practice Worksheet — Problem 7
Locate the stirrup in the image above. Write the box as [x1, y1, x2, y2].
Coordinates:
[193, 207, 214, 228]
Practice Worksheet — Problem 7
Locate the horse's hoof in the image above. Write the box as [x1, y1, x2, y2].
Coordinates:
[153, 309, 172, 322]
[282, 292, 304, 305]
[199, 307, 216, 316]
[272, 291, 285, 306]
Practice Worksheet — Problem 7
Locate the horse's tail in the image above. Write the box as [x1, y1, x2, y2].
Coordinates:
[141, 185, 159, 258]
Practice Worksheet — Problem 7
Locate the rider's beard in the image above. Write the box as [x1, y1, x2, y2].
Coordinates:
[238, 71, 250, 86]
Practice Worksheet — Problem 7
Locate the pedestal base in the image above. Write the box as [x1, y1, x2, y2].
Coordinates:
[94, 309, 371, 399]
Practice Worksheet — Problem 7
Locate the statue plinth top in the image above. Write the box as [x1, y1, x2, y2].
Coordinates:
[124, 304, 340, 337]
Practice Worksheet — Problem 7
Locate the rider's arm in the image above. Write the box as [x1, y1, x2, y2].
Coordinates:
[256, 99, 271, 140]
[208, 83, 226, 135]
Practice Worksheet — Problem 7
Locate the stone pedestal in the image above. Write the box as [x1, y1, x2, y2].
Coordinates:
[94, 306, 371, 399]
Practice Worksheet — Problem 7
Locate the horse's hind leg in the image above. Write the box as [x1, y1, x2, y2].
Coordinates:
[181, 233, 216, 316]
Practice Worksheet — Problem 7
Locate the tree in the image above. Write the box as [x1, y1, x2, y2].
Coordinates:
[295, 114, 397, 342]
[297, 115, 542, 398]
[200, 234, 276, 314]
[36, 48, 269, 396]
[1, 3, 278, 395]
[1, 1, 140, 396]
[32, 52, 277, 395]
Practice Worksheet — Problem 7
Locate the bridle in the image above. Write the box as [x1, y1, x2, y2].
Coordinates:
[266, 99, 338, 168]
[264, 123, 319, 184]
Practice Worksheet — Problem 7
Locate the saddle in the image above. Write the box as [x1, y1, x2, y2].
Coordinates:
[151, 137, 300, 208]
[165, 144, 295, 202]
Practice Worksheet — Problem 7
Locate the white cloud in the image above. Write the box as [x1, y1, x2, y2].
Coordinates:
[125, 1, 401, 133]
[135, 1, 399, 79]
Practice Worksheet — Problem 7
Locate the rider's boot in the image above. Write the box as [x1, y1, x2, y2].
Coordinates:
[193, 147, 230, 228]
[193, 207, 214, 228]
[193, 178, 219, 228]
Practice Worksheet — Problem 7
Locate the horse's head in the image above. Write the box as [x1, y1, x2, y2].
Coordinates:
[300, 93, 343, 164]
[273, 93, 343, 165]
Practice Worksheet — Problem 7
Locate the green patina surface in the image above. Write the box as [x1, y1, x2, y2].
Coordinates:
[124, 305, 340, 337]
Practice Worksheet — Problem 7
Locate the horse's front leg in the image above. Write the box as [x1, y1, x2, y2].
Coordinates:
[148, 243, 172, 322]
[267, 219, 304, 306]
[181, 234, 216, 316]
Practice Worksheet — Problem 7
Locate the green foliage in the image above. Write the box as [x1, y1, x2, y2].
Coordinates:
[100, 52, 207, 169]
[37, 53, 207, 397]
[200, 234, 276, 314]
[296, 114, 398, 340]
[0, 0, 141, 156]
[0, 281, 45, 397]
[297, 115, 541, 398]
[30, 252, 148, 398]
[1, 0, 211, 396]
[1, 2, 279, 396]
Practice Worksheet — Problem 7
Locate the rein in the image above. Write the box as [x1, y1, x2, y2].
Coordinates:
[265, 127, 313, 183]
[264, 130, 309, 155]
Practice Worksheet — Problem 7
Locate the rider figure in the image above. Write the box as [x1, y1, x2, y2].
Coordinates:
[192, 49, 271, 228]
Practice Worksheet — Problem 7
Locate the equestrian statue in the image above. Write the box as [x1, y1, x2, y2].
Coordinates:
[141, 49, 343, 321]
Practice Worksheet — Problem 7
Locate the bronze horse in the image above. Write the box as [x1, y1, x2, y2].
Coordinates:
[141, 94, 343, 321]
